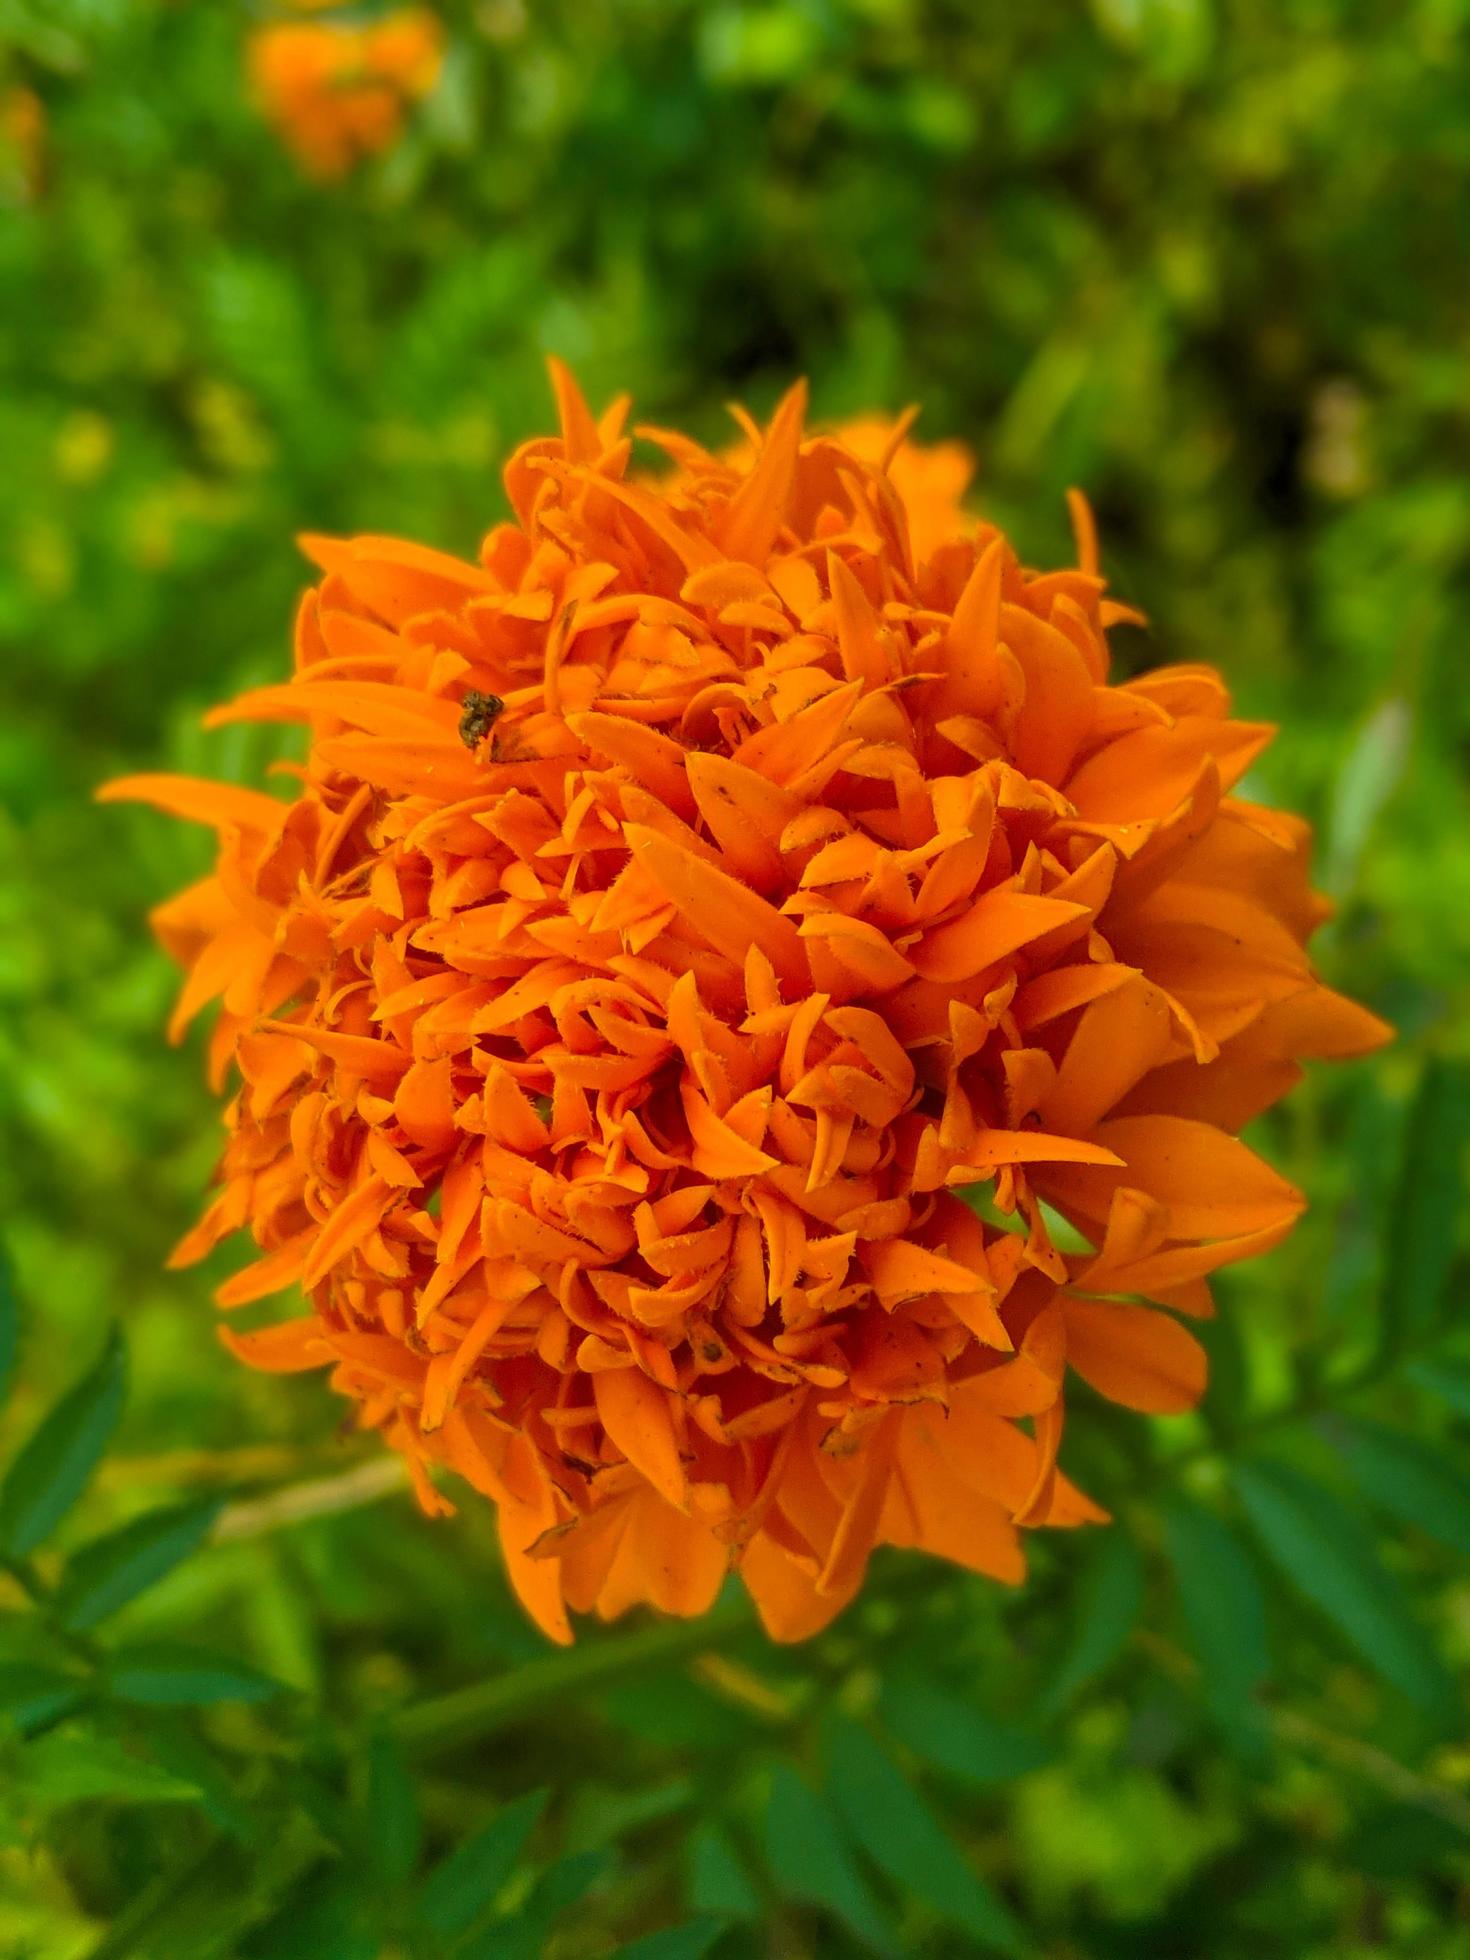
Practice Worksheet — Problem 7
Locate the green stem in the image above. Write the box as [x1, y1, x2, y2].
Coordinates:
[392, 1592, 754, 1757]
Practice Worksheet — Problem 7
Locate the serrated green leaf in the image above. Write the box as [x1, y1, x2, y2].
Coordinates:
[613, 1918, 725, 1959]
[1039, 1530, 1143, 1718]
[1161, 1495, 1270, 1754]
[0, 1239, 18, 1412]
[1329, 1417, 1470, 1558]
[365, 1728, 421, 1893]
[878, 1671, 1051, 1786]
[0, 1325, 126, 1557]
[0, 1660, 85, 1735]
[415, 1787, 547, 1937]
[1381, 1062, 1470, 1350]
[1406, 1359, 1470, 1424]
[689, 1824, 760, 1920]
[104, 1641, 286, 1707]
[56, 1493, 222, 1631]
[826, 1718, 1028, 1956]
[765, 1763, 897, 1956]
[1234, 1460, 1454, 1712]
[15, 1731, 203, 1811]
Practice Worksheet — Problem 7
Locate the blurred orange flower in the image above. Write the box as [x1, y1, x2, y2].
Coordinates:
[105, 367, 1389, 1641]
[248, 9, 443, 180]
[2, 86, 45, 202]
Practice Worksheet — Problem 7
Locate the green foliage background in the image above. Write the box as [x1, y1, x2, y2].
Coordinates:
[2, 2, 1469, 1954]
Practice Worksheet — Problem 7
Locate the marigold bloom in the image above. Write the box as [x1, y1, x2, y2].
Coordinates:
[104, 368, 1389, 1642]
[248, 9, 443, 180]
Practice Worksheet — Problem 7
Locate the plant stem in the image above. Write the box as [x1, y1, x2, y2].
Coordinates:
[392, 1593, 754, 1757]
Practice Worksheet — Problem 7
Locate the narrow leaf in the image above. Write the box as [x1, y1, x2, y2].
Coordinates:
[689, 1824, 761, 1920]
[0, 1239, 18, 1411]
[1329, 1417, 1470, 1558]
[826, 1719, 1028, 1955]
[878, 1672, 1051, 1786]
[241, 1862, 379, 1960]
[366, 1728, 422, 1892]
[1381, 1062, 1470, 1351]
[16, 1731, 202, 1809]
[415, 1788, 548, 1937]
[0, 1325, 126, 1557]
[458, 1849, 609, 1960]
[765, 1764, 897, 1955]
[104, 1641, 286, 1707]
[613, 1919, 725, 1959]
[1039, 1531, 1143, 1718]
[1406, 1359, 1470, 1424]
[1160, 1496, 1270, 1756]
[0, 1660, 85, 1735]
[56, 1494, 223, 1630]
[1235, 1460, 1454, 1712]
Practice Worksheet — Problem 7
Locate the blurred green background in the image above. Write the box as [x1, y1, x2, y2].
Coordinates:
[2, 2, 1470, 1954]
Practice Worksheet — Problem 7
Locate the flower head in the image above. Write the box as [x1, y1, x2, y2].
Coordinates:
[248, 8, 443, 181]
[104, 366, 1389, 1641]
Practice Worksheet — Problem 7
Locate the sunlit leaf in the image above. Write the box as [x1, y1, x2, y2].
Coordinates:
[1160, 1495, 1270, 1755]
[764, 1763, 897, 1955]
[826, 1718, 1029, 1955]
[56, 1494, 223, 1630]
[878, 1671, 1051, 1785]
[15, 1731, 202, 1810]
[0, 1325, 126, 1558]
[104, 1641, 286, 1707]
[416, 1787, 548, 1937]
[1234, 1460, 1454, 1712]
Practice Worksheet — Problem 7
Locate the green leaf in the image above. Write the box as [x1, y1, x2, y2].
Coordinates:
[365, 1728, 421, 1893]
[104, 1641, 286, 1707]
[765, 1763, 897, 1956]
[688, 1824, 761, 1920]
[415, 1787, 548, 1937]
[1328, 1417, 1470, 1558]
[1407, 1359, 1470, 1424]
[1381, 1062, 1470, 1351]
[826, 1719, 1028, 1956]
[15, 1731, 202, 1810]
[0, 1325, 126, 1558]
[0, 1660, 85, 1735]
[1039, 1531, 1143, 1718]
[458, 1849, 610, 1960]
[1234, 1461, 1454, 1713]
[0, 1239, 18, 1412]
[878, 1671, 1051, 1786]
[1344, 1803, 1470, 1881]
[613, 1919, 726, 1959]
[1160, 1496, 1270, 1754]
[241, 1860, 380, 1960]
[56, 1494, 223, 1630]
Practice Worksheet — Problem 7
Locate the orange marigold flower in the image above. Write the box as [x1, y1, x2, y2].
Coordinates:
[248, 9, 443, 181]
[104, 367, 1390, 1643]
